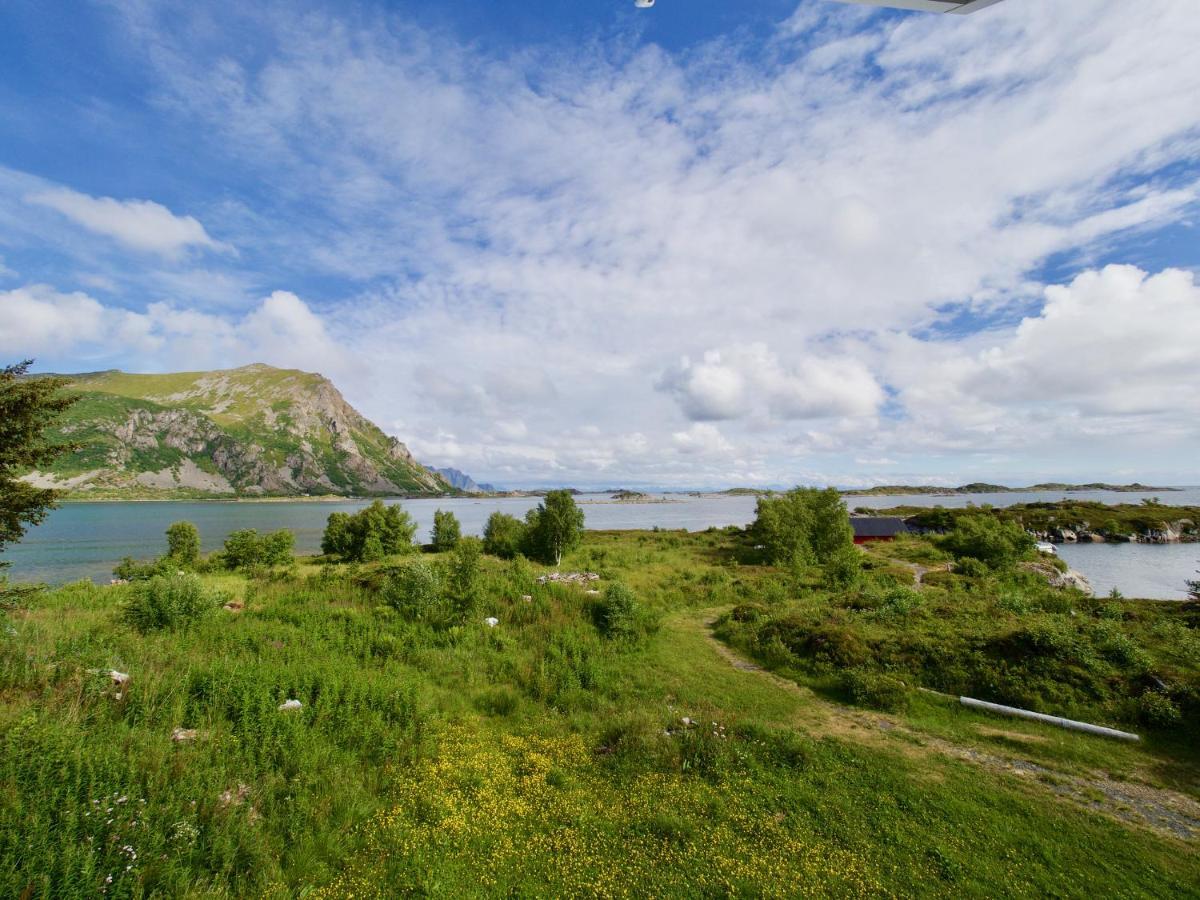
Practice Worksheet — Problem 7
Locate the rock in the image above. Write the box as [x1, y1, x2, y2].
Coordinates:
[218, 783, 251, 809]
[171, 727, 199, 743]
[109, 670, 130, 687]
[109, 578, 129, 586]
[279, 699, 302, 712]
[1020, 561, 1093, 597]
[681, 716, 694, 726]
[521, 594, 533, 603]
[484, 617, 500, 628]
[585, 589, 600, 596]
[223, 599, 245, 613]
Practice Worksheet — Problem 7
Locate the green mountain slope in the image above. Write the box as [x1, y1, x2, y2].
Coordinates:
[23, 364, 450, 498]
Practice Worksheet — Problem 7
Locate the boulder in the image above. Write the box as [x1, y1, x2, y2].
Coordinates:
[484, 617, 500, 628]
[1020, 561, 1093, 597]
[171, 727, 199, 743]
[278, 699, 302, 712]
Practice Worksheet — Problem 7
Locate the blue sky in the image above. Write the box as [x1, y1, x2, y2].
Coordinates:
[2, 0, 1199, 488]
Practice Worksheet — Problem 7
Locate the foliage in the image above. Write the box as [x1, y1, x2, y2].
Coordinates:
[824, 545, 864, 590]
[123, 572, 224, 632]
[1188, 569, 1200, 603]
[524, 490, 585, 565]
[165, 521, 201, 567]
[752, 486, 853, 566]
[483, 511, 526, 559]
[0, 361, 77, 572]
[431, 509, 462, 552]
[446, 536, 483, 618]
[842, 668, 910, 711]
[384, 560, 446, 621]
[321, 500, 417, 562]
[591, 581, 640, 640]
[939, 514, 1035, 570]
[222, 528, 295, 570]
[1137, 691, 1182, 729]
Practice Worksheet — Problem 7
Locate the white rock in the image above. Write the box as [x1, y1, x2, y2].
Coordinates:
[484, 617, 500, 628]
[110, 670, 130, 687]
[521, 595, 533, 603]
[278, 699, 302, 712]
[171, 727, 199, 743]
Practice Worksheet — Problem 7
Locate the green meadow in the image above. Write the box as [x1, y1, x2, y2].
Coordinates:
[2, 527, 1198, 897]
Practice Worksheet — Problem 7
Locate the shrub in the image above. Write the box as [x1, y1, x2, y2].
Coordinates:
[730, 603, 768, 623]
[940, 515, 1035, 570]
[447, 537, 483, 618]
[1137, 691, 1182, 729]
[165, 521, 201, 566]
[752, 487, 853, 566]
[385, 561, 445, 621]
[955, 557, 991, 579]
[824, 545, 863, 590]
[113, 555, 173, 582]
[483, 512, 527, 559]
[431, 509, 462, 552]
[222, 528, 295, 570]
[123, 573, 223, 632]
[593, 582, 639, 640]
[842, 668, 909, 711]
[321, 501, 417, 562]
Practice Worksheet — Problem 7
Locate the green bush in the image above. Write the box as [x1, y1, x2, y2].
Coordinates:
[1137, 691, 1182, 729]
[824, 545, 863, 590]
[165, 520, 201, 566]
[593, 582, 639, 640]
[940, 515, 1035, 570]
[431, 509, 462, 552]
[123, 572, 224, 632]
[523, 490, 585, 565]
[842, 668, 909, 711]
[385, 561, 445, 621]
[222, 528, 294, 570]
[322, 501, 417, 562]
[752, 487, 853, 566]
[483, 512, 526, 559]
[447, 537, 483, 617]
[955, 557, 991, 579]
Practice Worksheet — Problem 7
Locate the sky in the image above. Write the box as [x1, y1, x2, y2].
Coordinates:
[2, 0, 1199, 490]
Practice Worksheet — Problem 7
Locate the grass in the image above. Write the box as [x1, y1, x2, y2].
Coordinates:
[2, 528, 1198, 897]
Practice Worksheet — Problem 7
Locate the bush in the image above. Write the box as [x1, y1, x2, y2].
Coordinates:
[447, 537, 483, 618]
[321, 501, 417, 562]
[1137, 691, 1182, 729]
[385, 561, 445, 621]
[113, 555, 173, 582]
[940, 515, 1035, 571]
[955, 557, 991, 579]
[483, 512, 527, 559]
[824, 545, 863, 590]
[123, 573, 223, 632]
[752, 487, 853, 566]
[593, 582, 639, 640]
[165, 521, 201, 566]
[222, 528, 295, 570]
[431, 509, 462, 552]
[842, 668, 909, 711]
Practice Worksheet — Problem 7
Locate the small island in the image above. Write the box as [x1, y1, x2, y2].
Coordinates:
[843, 482, 1180, 497]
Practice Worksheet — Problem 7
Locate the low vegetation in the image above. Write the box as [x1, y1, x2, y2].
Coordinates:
[2, 511, 1198, 896]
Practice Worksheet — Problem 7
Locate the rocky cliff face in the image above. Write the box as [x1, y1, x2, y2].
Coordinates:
[24, 364, 450, 498]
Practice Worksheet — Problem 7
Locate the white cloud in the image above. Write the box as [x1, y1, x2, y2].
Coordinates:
[25, 188, 228, 259]
[671, 423, 734, 456]
[659, 344, 884, 422]
[0, 285, 110, 355]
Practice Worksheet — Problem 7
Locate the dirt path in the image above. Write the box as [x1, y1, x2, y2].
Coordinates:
[687, 611, 1200, 843]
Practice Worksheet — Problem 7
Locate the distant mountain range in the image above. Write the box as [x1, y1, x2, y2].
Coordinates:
[22, 364, 452, 498]
[428, 467, 497, 494]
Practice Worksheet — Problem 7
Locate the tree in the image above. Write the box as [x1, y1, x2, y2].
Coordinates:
[483, 511, 526, 559]
[525, 490, 585, 566]
[939, 514, 1034, 570]
[165, 521, 201, 567]
[223, 529, 265, 570]
[321, 500, 417, 562]
[0, 361, 76, 577]
[431, 509, 462, 552]
[752, 487, 852, 566]
[261, 530, 295, 567]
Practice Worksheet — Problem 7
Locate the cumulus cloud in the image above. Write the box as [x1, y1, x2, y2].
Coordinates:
[25, 188, 227, 258]
[1, 283, 344, 377]
[659, 344, 884, 422]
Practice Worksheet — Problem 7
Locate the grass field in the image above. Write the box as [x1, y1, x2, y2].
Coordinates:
[2, 528, 1198, 897]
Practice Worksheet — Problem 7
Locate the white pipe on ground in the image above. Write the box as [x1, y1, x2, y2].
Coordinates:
[959, 697, 1140, 742]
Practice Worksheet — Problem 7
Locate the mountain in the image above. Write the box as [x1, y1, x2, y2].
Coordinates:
[428, 466, 492, 494]
[22, 364, 451, 498]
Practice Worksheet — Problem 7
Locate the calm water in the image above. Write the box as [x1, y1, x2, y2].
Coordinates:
[3, 489, 1197, 599]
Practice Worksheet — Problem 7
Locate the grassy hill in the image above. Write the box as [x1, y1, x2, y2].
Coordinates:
[25, 365, 450, 498]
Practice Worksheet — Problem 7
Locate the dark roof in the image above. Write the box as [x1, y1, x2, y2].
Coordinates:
[850, 516, 910, 538]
